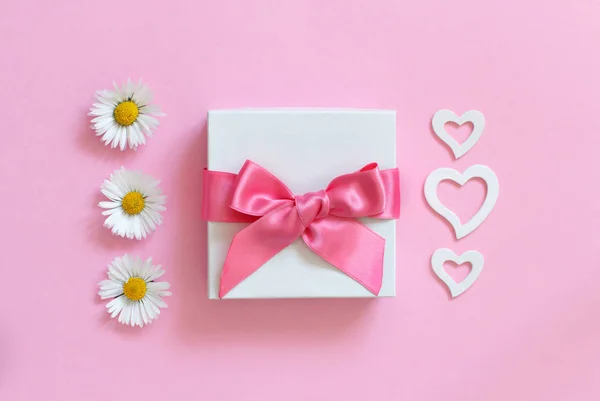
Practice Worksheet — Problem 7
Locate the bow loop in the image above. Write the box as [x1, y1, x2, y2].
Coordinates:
[230, 160, 294, 216]
[326, 163, 386, 218]
[295, 190, 330, 227]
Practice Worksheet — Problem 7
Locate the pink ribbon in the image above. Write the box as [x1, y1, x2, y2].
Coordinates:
[203, 160, 400, 298]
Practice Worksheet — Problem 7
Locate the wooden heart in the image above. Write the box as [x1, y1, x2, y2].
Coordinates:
[431, 248, 484, 298]
[424, 164, 499, 239]
[432, 109, 485, 159]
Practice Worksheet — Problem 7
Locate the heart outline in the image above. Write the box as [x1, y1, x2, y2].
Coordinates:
[432, 109, 485, 159]
[431, 248, 484, 298]
[424, 164, 499, 239]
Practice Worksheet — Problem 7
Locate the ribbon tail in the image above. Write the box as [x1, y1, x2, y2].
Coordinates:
[219, 202, 305, 298]
[302, 217, 385, 295]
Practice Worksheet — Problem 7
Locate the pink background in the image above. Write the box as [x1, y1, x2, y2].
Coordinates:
[1, 0, 599, 400]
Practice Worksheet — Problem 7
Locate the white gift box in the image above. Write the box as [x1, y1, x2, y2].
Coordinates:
[207, 109, 397, 299]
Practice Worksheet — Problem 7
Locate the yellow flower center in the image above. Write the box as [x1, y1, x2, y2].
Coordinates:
[121, 191, 145, 215]
[123, 277, 147, 301]
[114, 101, 139, 126]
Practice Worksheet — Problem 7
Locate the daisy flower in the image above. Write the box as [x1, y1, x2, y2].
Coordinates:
[99, 254, 172, 327]
[89, 78, 165, 150]
[99, 167, 166, 240]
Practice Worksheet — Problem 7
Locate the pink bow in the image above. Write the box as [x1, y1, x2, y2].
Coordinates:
[203, 161, 400, 298]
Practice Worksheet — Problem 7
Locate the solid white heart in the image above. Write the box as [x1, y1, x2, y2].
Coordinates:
[431, 248, 484, 298]
[432, 109, 485, 159]
[424, 164, 499, 239]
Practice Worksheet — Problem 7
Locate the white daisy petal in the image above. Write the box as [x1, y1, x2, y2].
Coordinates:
[132, 255, 143, 277]
[131, 301, 140, 327]
[110, 127, 121, 148]
[120, 256, 133, 275]
[120, 302, 132, 325]
[134, 84, 153, 105]
[139, 301, 150, 326]
[140, 208, 162, 227]
[98, 123, 119, 141]
[140, 265, 154, 282]
[123, 255, 135, 275]
[133, 78, 143, 94]
[100, 188, 121, 202]
[137, 219, 149, 238]
[101, 208, 120, 217]
[116, 217, 131, 238]
[99, 280, 125, 298]
[98, 201, 119, 209]
[139, 211, 157, 233]
[138, 303, 146, 327]
[139, 104, 164, 116]
[112, 81, 124, 98]
[99, 287, 124, 299]
[145, 200, 167, 212]
[89, 102, 113, 113]
[147, 208, 164, 225]
[138, 114, 159, 129]
[125, 78, 135, 99]
[117, 302, 127, 324]
[107, 269, 126, 284]
[142, 183, 162, 197]
[144, 265, 164, 282]
[147, 282, 170, 292]
[135, 116, 152, 135]
[118, 127, 127, 150]
[103, 208, 123, 230]
[91, 114, 114, 125]
[136, 303, 145, 327]
[105, 179, 125, 197]
[146, 293, 168, 309]
[132, 216, 143, 240]
[125, 125, 134, 150]
[144, 297, 161, 317]
[107, 297, 126, 318]
[141, 297, 157, 321]
[131, 123, 145, 146]
[99, 279, 122, 290]
[97, 92, 118, 107]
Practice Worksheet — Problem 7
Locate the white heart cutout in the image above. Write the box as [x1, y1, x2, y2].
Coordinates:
[431, 248, 484, 298]
[432, 109, 485, 159]
[424, 164, 499, 239]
